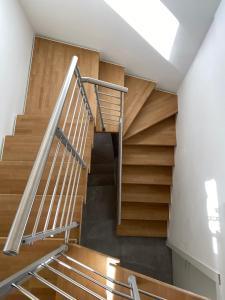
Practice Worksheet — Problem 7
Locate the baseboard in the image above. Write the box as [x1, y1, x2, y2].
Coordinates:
[167, 241, 220, 285]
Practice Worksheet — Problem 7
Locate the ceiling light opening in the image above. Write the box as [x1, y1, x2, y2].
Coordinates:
[104, 0, 179, 60]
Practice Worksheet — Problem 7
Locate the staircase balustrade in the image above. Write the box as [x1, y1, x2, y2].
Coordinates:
[0, 245, 166, 300]
[3, 56, 127, 256]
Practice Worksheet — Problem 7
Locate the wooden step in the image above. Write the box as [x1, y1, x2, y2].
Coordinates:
[2, 133, 93, 163]
[122, 165, 172, 185]
[124, 116, 176, 146]
[123, 76, 155, 135]
[117, 220, 167, 237]
[0, 161, 88, 195]
[15, 114, 95, 137]
[0, 194, 83, 237]
[124, 90, 177, 140]
[15, 114, 49, 135]
[121, 202, 169, 221]
[96, 61, 124, 133]
[123, 145, 174, 166]
[122, 184, 170, 203]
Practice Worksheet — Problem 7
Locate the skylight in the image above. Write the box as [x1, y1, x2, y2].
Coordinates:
[104, 0, 179, 60]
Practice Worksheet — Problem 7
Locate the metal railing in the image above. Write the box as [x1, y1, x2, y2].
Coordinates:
[3, 56, 127, 256]
[81, 77, 127, 225]
[0, 245, 166, 300]
[4, 57, 92, 255]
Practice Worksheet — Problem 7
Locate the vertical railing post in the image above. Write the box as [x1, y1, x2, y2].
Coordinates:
[128, 275, 141, 300]
[94, 85, 105, 131]
[117, 91, 124, 225]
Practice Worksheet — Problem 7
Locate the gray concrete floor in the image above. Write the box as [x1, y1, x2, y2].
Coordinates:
[81, 133, 173, 284]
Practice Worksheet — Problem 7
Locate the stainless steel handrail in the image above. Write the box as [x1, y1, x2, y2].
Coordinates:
[81, 77, 128, 93]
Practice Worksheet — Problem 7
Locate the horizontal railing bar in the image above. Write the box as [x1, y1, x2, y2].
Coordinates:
[22, 222, 79, 245]
[62, 254, 129, 289]
[55, 127, 86, 168]
[12, 283, 39, 300]
[81, 77, 128, 93]
[99, 98, 120, 106]
[61, 254, 166, 300]
[31, 272, 77, 300]
[100, 105, 121, 112]
[44, 264, 107, 300]
[101, 111, 120, 118]
[0, 245, 67, 298]
[3, 56, 78, 256]
[138, 289, 167, 300]
[53, 258, 132, 300]
[98, 91, 121, 99]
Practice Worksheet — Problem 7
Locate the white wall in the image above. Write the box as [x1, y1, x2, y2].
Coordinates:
[0, 0, 34, 152]
[168, 0, 225, 298]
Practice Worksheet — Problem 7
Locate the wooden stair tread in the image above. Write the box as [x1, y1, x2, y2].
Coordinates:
[124, 116, 176, 146]
[122, 184, 170, 203]
[121, 202, 169, 220]
[123, 76, 155, 135]
[117, 220, 167, 237]
[15, 114, 95, 137]
[123, 145, 174, 166]
[0, 194, 83, 237]
[122, 165, 172, 185]
[0, 161, 88, 195]
[124, 90, 177, 140]
[2, 134, 92, 162]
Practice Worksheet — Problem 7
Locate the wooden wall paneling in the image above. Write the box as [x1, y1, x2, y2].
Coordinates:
[25, 37, 99, 120]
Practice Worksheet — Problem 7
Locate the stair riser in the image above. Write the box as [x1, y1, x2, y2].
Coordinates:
[0, 195, 82, 237]
[123, 145, 174, 166]
[122, 166, 172, 185]
[3, 138, 92, 162]
[122, 184, 170, 203]
[0, 163, 88, 195]
[117, 220, 167, 237]
[121, 203, 169, 221]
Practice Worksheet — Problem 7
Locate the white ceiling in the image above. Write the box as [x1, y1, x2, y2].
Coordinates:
[19, 0, 220, 92]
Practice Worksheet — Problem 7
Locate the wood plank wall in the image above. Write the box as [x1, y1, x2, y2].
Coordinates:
[25, 37, 99, 119]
